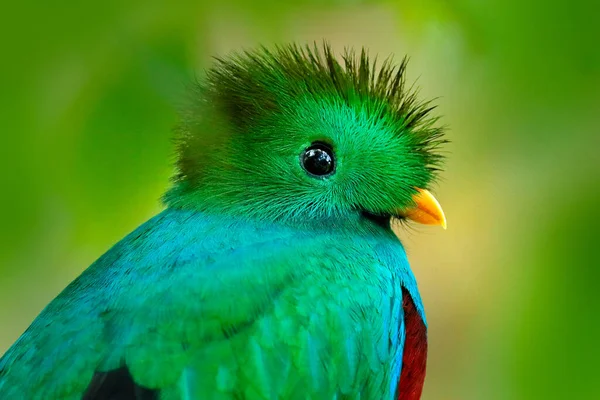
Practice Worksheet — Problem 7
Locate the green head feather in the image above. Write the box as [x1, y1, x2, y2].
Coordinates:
[164, 43, 446, 222]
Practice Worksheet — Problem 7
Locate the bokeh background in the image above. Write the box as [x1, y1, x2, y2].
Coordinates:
[1, 1, 598, 398]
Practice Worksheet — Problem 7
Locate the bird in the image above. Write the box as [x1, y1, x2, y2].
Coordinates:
[0, 43, 447, 400]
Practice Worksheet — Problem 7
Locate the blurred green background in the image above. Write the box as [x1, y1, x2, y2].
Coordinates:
[1, 1, 598, 398]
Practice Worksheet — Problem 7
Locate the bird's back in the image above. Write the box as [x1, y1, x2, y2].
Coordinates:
[0, 208, 426, 399]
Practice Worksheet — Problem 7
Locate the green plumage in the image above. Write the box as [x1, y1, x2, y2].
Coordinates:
[0, 43, 445, 399]
[166, 43, 444, 220]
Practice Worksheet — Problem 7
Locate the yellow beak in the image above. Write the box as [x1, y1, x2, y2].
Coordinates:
[395, 188, 447, 229]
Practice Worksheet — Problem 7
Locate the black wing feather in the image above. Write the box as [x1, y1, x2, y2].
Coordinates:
[82, 366, 158, 400]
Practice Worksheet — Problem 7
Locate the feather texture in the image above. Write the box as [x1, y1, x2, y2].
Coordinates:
[0, 209, 426, 399]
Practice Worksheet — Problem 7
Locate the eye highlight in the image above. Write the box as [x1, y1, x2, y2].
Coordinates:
[301, 142, 335, 177]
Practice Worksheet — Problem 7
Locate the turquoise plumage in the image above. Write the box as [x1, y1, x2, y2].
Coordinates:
[0, 43, 446, 399]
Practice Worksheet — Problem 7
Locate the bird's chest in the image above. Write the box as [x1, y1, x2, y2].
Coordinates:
[188, 266, 408, 400]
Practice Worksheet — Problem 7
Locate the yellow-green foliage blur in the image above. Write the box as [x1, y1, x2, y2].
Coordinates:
[1, 1, 598, 399]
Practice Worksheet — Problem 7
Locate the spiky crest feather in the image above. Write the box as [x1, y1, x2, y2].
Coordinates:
[176, 43, 444, 180]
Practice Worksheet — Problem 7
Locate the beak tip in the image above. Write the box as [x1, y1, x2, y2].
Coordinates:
[439, 209, 447, 230]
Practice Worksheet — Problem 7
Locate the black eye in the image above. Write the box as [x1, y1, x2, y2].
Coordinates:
[301, 142, 335, 177]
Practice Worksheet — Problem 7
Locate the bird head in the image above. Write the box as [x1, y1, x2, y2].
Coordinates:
[165, 43, 446, 228]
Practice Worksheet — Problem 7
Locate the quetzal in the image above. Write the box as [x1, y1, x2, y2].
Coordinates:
[0, 43, 446, 400]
